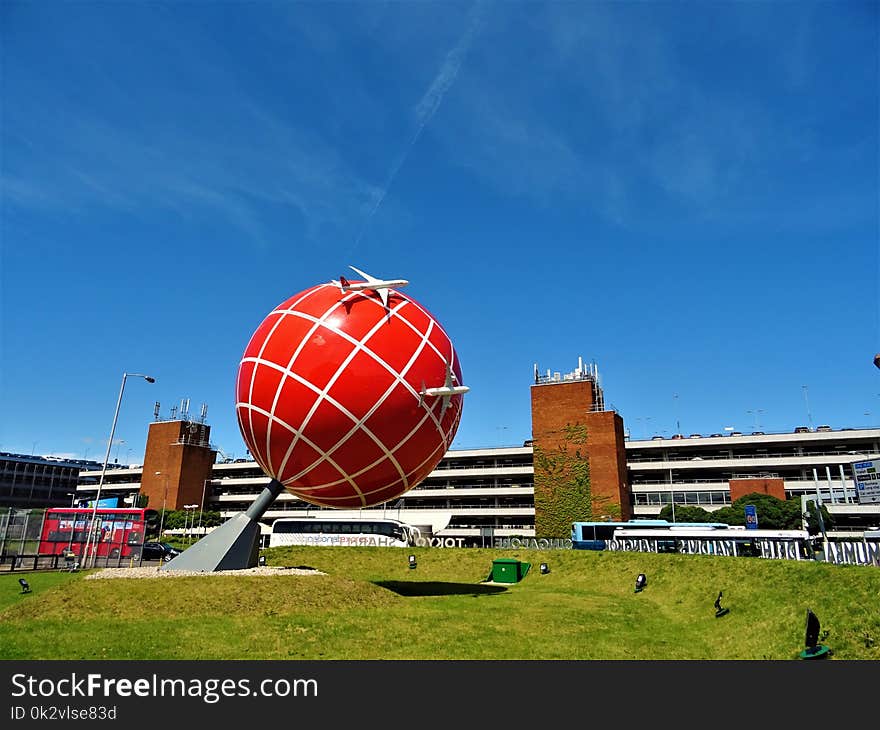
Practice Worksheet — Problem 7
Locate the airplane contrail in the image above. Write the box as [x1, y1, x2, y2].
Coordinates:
[349, 2, 487, 255]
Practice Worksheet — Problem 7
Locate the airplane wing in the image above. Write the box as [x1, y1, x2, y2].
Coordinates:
[378, 287, 390, 308]
[348, 265, 379, 284]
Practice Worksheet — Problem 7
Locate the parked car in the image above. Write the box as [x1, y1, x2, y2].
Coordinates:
[816, 425, 832, 432]
[794, 426, 811, 433]
[141, 542, 181, 561]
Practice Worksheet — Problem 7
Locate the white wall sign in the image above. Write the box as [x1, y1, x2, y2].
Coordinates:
[852, 460, 880, 505]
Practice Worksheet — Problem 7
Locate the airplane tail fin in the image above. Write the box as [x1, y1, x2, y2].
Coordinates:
[339, 276, 350, 289]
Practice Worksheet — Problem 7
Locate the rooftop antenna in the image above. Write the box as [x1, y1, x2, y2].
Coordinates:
[533, 363, 539, 384]
[200, 403, 208, 423]
[170, 405, 178, 420]
[153, 402, 161, 421]
[747, 409, 764, 432]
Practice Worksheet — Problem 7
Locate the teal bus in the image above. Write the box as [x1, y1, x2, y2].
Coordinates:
[571, 519, 733, 551]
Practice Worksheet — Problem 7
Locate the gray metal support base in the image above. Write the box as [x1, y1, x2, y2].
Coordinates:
[160, 478, 284, 572]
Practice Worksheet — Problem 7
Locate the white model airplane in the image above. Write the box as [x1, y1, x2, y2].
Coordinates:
[421, 359, 470, 418]
[336, 265, 409, 308]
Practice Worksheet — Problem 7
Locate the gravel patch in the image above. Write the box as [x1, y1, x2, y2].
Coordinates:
[85, 566, 325, 580]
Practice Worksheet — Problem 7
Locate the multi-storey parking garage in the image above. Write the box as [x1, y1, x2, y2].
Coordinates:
[626, 428, 880, 535]
[73, 425, 880, 542]
[63, 358, 879, 543]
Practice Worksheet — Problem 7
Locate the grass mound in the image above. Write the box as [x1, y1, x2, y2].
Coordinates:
[1, 546, 877, 660]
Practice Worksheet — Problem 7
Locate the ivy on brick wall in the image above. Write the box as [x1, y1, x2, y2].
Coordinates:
[533, 422, 620, 537]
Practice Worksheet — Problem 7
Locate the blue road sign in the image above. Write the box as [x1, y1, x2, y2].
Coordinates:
[744, 504, 758, 530]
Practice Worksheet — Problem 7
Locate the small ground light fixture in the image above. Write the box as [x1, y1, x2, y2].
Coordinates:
[408, 554, 417, 569]
[539, 562, 550, 574]
[634, 573, 647, 592]
[800, 608, 831, 659]
[18, 578, 31, 594]
[258, 555, 266, 566]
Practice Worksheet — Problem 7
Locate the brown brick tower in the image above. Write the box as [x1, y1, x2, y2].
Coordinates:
[530, 359, 631, 536]
[139, 419, 216, 513]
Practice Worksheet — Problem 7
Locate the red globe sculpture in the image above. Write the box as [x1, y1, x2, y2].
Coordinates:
[235, 279, 465, 508]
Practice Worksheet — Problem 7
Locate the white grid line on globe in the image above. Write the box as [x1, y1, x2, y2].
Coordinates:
[280, 315, 433, 486]
[264, 284, 451, 440]
[237, 358, 414, 489]
[236, 372, 461, 505]
[273, 288, 454, 407]
[239, 284, 462, 505]
[265, 293, 413, 497]
[245, 307, 414, 494]
[394, 294, 461, 375]
[242, 285, 327, 471]
[235, 402, 361, 496]
[303, 418, 459, 504]
[244, 302, 461, 490]
[261, 285, 361, 476]
[238, 342, 460, 500]
[309, 410, 460, 503]
[268, 292, 451, 493]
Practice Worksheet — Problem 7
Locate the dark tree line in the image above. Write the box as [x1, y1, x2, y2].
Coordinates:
[658, 492, 833, 534]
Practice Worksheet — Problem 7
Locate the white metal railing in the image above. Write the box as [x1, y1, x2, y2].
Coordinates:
[628, 450, 876, 463]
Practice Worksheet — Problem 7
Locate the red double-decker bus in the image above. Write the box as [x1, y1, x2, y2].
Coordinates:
[39, 507, 157, 564]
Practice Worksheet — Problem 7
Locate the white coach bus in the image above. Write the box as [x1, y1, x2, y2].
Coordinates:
[269, 516, 420, 548]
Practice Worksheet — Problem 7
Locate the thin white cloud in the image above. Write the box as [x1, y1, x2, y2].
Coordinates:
[349, 1, 488, 254]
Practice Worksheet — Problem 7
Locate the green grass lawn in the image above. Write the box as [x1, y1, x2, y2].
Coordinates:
[1, 547, 878, 660]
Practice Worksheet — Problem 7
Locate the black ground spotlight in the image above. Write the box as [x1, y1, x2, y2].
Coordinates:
[408, 554, 417, 570]
[714, 591, 729, 618]
[634, 573, 647, 592]
[18, 578, 31, 594]
[258, 555, 266, 567]
[539, 562, 550, 574]
[800, 608, 831, 659]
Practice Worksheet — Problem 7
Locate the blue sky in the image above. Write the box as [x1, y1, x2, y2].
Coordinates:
[1, 0, 877, 464]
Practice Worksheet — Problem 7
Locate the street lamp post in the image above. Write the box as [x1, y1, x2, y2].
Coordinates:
[184, 505, 198, 544]
[82, 372, 155, 568]
[197, 479, 210, 539]
[155, 471, 169, 542]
